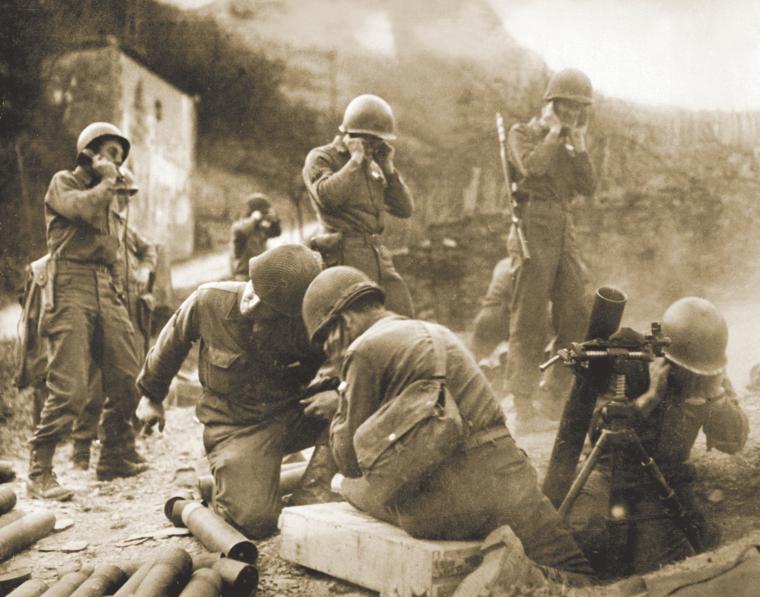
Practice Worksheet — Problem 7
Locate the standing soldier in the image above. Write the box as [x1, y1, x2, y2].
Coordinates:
[229, 193, 282, 281]
[506, 69, 595, 430]
[303, 94, 415, 317]
[71, 170, 158, 469]
[28, 123, 147, 500]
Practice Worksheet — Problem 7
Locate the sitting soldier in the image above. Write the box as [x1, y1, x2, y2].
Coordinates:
[301, 266, 594, 591]
[566, 297, 749, 576]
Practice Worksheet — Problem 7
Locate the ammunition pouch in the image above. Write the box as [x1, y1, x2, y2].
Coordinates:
[307, 231, 343, 268]
[352, 323, 464, 506]
[13, 255, 54, 389]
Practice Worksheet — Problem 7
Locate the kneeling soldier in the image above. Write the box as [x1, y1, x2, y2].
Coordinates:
[302, 266, 594, 590]
[136, 244, 340, 538]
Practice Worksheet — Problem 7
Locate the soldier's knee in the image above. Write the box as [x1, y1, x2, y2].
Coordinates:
[214, 498, 279, 539]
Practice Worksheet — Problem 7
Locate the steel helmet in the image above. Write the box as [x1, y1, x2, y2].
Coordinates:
[76, 122, 131, 161]
[244, 192, 271, 216]
[339, 94, 396, 140]
[248, 244, 323, 317]
[544, 69, 594, 105]
[302, 266, 385, 343]
[662, 297, 728, 375]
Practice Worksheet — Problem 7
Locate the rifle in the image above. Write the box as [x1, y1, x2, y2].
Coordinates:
[495, 113, 530, 260]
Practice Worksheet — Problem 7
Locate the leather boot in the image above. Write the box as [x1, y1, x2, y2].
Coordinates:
[453, 525, 547, 597]
[27, 444, 73, 501]
[71, 439, 91, 470]
[122, 434, 148, 465]
[96, 443, 149, 481]
[290, 444, 342, 506]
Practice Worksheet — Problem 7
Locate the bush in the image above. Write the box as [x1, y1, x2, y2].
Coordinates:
[0, 340, 35, 458]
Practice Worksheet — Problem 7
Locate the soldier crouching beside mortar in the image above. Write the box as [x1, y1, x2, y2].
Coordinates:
[135, 244, 342, 539]
[28, 123, 148, 501]
[301, 266, 595, 592]
[566, 297, 749, 576]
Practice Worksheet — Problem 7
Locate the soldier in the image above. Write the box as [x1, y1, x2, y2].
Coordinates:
[28, 122, 147, 501]
[229, 193, 282, 281]
[70, 170, 158, 469]
[506, 68, 595, 430]
[471, 257, 513, 363]
[302, 94, 415, 317]
[566, 298, 749, 575]
[135, 244, 340, 539]
[302, 266, 594, 589]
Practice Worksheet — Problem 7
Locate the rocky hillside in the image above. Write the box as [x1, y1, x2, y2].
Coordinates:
[180, 0, 760, 318]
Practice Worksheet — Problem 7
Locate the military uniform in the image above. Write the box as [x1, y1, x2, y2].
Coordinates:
[137, 282, 327, 538]
[71, 219, 158, 451]
[471, 257, 513, 361]
[230, 214, 281, 280]
[506, 118, 592, 414]
[33, 167, 141, 453]
[303, 136, 414, 317]
[331, 313, 592, 576]
[567, 372, 749, 574]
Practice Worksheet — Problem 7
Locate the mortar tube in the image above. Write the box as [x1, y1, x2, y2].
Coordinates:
[0, 486, 17, 515]
[542, 285, 628, 508]
[0, 511, 56, 562]
[178, 568, 223, 597]
[39, 567, 94, 597]
[7, 579, 49, 597]
[133, 547, 192, 597]
[68, 565, 126, 597]
[191, 552, 258, 597]
[165, 498, 258, 564]
[111, 561, 153, 597]
[0, 510, 25, 529]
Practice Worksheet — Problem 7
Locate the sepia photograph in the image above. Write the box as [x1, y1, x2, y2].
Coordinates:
[0, 1, 758, 594]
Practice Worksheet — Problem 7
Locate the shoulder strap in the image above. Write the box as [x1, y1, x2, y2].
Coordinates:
[420, 321, 447, 379]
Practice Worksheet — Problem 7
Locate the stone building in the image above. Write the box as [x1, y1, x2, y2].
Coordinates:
[45, 41, 196, 260]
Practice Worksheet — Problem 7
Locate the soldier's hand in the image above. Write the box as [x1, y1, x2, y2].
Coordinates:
[569, 108, 589, 151]
[540, 101, 563, 136]
[635, 359, 670, 418]
[344, 135, 367, 163]
[92, 154, 120, 182]
[136, 396, 165, 433]
[374, 141, 395, 174]
[300, 390, 339, 420]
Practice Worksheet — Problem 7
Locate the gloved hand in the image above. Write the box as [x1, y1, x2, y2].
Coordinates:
[136, 396, 166, 433]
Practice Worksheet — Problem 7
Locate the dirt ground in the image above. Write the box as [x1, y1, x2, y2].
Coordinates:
[0, 387, 759, 596]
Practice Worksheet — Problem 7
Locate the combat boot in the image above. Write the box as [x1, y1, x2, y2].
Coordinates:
[27, 444, 73, 501]
[290, 444, 343, 506]
[122, 434, 148, 465]
[96, 443, 149, 481]
[71, 439, 91, 470]
[453, 525, 547, 596]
